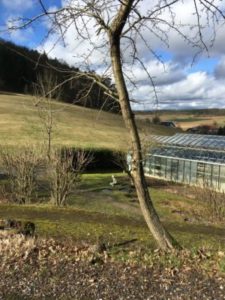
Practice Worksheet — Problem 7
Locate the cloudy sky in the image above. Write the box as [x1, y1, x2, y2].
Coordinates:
[0, 0, 225, 110]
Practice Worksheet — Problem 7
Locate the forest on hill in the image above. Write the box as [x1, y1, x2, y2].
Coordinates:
[0, 39, 119, 113]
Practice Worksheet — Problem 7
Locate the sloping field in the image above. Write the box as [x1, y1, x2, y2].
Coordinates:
[136, 110, 225, 130]
[0, 92, 177, 150]
[161, 113, 225, 130]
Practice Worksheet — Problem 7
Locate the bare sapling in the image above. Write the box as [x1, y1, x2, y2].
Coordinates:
[33, 70, 61, 160]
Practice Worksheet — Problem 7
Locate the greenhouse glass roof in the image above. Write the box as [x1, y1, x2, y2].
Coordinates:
[150, 147, 225, 164]
[150, 134, 225, 164]
[152, 133, 225, 151]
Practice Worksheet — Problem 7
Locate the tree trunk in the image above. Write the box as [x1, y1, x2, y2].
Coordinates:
[109, 36, 180, 251]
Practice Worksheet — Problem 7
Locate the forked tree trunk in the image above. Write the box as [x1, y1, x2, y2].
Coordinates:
[109, 36, 180, 251]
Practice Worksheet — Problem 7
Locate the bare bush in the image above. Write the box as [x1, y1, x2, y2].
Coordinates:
[196, 184, 225, 222]
[48, 148, 93, 206]
[0, 145, 43, 204]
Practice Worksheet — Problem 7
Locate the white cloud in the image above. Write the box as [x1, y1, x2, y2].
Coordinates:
[9, 26, 34, 43]
[38, 7, 110, 69]
[128, 0, 225, 63]
[5, 14, 34, 44]
[125, 60, 186, 86]
[38, 32, 109, 69]
[132, 70, 225, 110]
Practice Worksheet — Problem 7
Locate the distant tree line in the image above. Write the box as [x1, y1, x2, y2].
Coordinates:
[0, 39, 120, 113]
[136, 109, 225, 116]
[186, 125, 225, 135]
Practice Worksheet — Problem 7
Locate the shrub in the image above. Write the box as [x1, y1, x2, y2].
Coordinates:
[48, 148, 93, 206]
[85, 148, 122, 172]
[0, 145, 43, 204]
[196, 183, 225, 222]
[152, 115, 161, 124]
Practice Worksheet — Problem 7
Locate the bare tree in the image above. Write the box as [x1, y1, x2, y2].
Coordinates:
[8, 0, 225, 250]
[33, 70, 61, 160]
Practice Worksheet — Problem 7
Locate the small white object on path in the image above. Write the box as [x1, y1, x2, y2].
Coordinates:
[109, 175, 117, 187]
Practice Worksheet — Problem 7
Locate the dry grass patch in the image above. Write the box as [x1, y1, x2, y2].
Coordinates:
[0, 232, 36, 264]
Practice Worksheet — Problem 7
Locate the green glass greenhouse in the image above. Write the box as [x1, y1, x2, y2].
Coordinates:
[144, 133, 225, 191]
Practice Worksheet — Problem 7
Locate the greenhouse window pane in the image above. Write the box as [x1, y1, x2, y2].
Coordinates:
[204, 164, 213, 187]
[184, 161, 191, 184]
[166, 158, 172, 180]
[212, 165, 220, 189]
[171, 159, 179, 181]
[144, 156, 151, 174]
[160, 157, 167, 178]
[149, 156, 155, 175]
[178, 160, 184, 182]
[197, 162, 205, 184]
[220, 166, 225, 191]
[190, 161, 197, 184]
[154, 157, 163, 177]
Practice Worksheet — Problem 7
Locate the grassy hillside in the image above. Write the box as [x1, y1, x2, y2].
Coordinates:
[0, 92, 177, 150]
